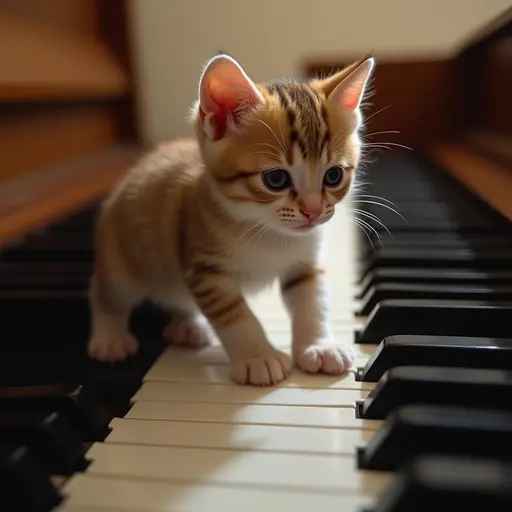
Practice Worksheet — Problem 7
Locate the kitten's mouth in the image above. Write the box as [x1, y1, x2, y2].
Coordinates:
[292, 217, 330, 231]
[294, 222, 317, 231]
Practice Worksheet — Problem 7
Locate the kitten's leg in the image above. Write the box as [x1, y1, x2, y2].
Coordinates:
[163, 311, 216, 349]
[185, 265, 292, 385]
[87, 271, 139, 362]
[280, 266, 355, 375]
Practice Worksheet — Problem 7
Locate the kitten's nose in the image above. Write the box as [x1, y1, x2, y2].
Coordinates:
[300, 208, 320, 219]
[299, 196, 322, 219]
[299, 205, 322, 219]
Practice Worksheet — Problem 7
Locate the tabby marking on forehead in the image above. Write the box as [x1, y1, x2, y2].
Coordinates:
[265, 80, 331, 163]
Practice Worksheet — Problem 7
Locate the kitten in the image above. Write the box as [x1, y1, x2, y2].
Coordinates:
[88, 53, 374, 386]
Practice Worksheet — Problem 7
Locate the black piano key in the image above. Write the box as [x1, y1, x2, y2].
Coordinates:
[357, 366, 512, 420]
[357, 268, 512, 298]
[0, 262, 92, 290]
[0, 291, 90, 343]
[358, 248, 512, 279]
[358, 283, 512, 316]
[0, 411, 88, 475]
[356, 299, 512, 344]
[356, 209, 490, 232]
[358, 335, 512, 382]
[0, 444, 62, 512]
[371, 455, 512, 512]
[0, 384, 110, 441]
[358, 405, 512, 471]
[0, 235, 94, 263]
[358, 233, 511, 254]
[0, 291, 167, 346]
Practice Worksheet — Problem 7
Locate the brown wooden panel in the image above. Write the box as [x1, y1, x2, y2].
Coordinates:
[452, 8, 511, 137]
[0, 10, 128, 101]
[0, 106, 118, 183]
[0, 0, 98, 36]
[480, 36, 512, 136]
[95, 0, 140, 142]
[304, 58, 458, 148]
[0, 145, 140, 245]
[428, 142, 512, 223]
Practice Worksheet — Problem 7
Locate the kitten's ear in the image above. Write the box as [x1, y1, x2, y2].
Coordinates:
[314, 57, 374, 115]
[198, 54, 264, 140]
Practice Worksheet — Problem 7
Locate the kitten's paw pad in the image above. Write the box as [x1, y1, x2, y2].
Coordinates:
[163, 316, 215, 349]
[88, 334, 138, 363]
[295, 344, 355, 375]
[231, 351, 292, 386]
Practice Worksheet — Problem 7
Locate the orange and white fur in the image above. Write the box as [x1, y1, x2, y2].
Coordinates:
[88, 53, 374, 386]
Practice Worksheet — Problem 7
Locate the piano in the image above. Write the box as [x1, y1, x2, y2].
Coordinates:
[1, 4, 511, 511]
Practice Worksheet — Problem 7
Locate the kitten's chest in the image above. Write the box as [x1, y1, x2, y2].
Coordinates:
[234, 236, 316, 292]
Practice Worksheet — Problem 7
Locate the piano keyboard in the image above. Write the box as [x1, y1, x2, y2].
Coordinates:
[55, 191, 389, 511]
[2, 150, 512, 511]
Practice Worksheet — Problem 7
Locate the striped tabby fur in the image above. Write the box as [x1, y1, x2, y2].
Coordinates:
[88, 53, 374, 385]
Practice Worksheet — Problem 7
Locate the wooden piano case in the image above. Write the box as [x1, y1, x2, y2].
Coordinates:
[0, 0, 141, 247]
[305, 6, 512, 223]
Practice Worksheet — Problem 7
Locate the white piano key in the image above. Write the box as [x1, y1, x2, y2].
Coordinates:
[146, 342, 377, 369]
[261, 319, 357, 330]
[106, 417, 375, 456]
[126, 400, 382, 430]
[85, 443, 390, 495]
[59, 473, 374, 511]
[144, 357, 374, 390]
[132, 381, 367, 406]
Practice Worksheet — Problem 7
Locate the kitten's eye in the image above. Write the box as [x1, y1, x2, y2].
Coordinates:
[262, 169, 292, 191]
[323, 166, 344, 187]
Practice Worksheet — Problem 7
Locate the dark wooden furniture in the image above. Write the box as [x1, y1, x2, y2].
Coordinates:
[0, 0, 141, 246]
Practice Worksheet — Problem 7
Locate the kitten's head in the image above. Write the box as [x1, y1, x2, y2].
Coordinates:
[192, 53, 374, 236]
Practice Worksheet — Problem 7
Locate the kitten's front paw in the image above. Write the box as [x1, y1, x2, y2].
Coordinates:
[294, 342, 355, 375]
[163, 315, 216, 349]
[231, 351, 292, 386]
[88, 333, 138, 362]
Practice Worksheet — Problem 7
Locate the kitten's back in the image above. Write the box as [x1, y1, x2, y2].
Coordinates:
[94, 138, 204, 287]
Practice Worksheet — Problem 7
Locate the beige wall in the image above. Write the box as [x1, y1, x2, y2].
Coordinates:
[128, 0, 509, 144]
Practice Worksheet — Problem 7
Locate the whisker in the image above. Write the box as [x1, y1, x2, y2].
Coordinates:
[352, 218, 377, 251]
[364, 130, 400, 137]
[229, 221, 264, 254]
[364, 105, 391, 124]
[276, 116, 286, 155]
[255, 119, 286, 154]
[353, 217, 383, 248]
[329, 126, 348, 153]
[363, 141, 413, 151]
[248, 150, 281, 160]
[354, 199, 409, 225]
[205, 212, 256, 244]
[253, 220, 275, 251]
[240, 221, 271, 255]
[250, 142, 283, 154]
[353, 194, 398, 207]
[352, 209, 394, 239]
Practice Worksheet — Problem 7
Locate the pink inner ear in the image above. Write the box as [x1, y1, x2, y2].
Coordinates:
[329, 58, 374, 113]
[200, 78, 244, 140]
[209, 77, 245, 112]
[199, 57, 262, 140]
[343, 83, 365, 111]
